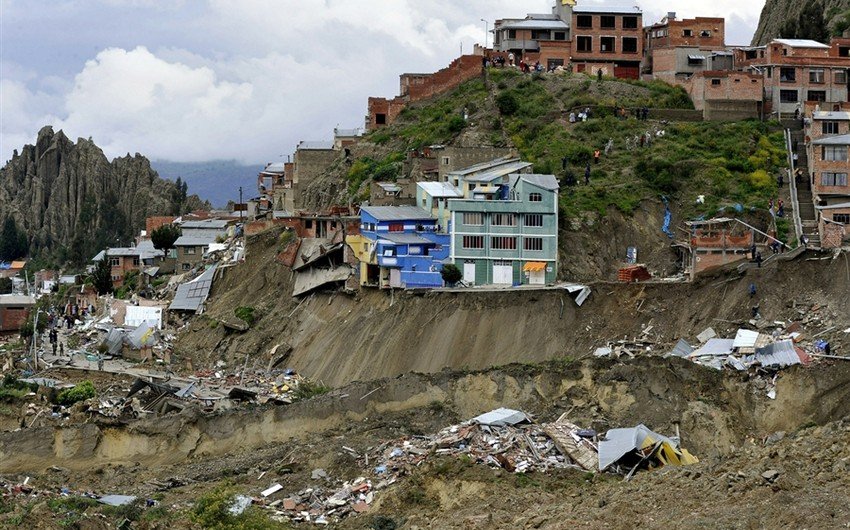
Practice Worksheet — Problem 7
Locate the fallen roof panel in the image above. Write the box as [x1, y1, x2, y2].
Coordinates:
[472, 407, 529, 427]
[292, 265, 353, 297]
[169, 265, 218, 311]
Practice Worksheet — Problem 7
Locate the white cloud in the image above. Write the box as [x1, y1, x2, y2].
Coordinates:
[1, 0, 767, 164]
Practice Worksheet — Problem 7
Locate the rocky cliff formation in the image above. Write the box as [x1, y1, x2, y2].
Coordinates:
[752, 0, 850, 45]
[0, 126, 208, 264]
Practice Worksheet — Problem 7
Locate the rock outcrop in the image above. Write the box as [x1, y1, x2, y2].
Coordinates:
[752, 0, 850, 45]
[0, 126, 208, 264]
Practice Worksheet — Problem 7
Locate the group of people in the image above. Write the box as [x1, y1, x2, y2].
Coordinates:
[616, 106, 650, 121]
[768, 198, 785, 218]
[569, 107, 592, 123]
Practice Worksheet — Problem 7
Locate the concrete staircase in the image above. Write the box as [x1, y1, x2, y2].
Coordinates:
[789, 128, 821, 248]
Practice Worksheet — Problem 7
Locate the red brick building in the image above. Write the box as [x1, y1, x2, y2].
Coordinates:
[686, 71, 764, 119]
[570, 5, 643, 78]
[0, 295, 36, 334]
[735, 38, 850, 117]
[808, 133, 850, 247]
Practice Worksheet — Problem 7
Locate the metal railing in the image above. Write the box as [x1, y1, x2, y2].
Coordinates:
[785, 128, 804, 245]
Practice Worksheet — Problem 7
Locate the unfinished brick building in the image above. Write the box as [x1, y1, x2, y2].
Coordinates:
[570, 5, 643, 79]
[687, 71, 764, 120]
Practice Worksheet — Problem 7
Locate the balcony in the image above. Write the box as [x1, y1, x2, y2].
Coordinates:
[498, 39, 540, 52]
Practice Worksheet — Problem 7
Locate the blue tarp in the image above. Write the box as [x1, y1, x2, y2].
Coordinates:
[661, 197, 673, 239]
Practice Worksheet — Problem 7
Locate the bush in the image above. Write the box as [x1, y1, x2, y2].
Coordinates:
[747, 169, 772, 189]
[57, 381, 96, 406]
[496, 91, 519, 115]
[193, 486, 289, 530]
[440, 264, 462, 285]
[234, 306, 256, 326]
[293, 380, 331, 401]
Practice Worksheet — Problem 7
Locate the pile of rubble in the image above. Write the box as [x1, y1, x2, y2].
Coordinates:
[238, 408, 697, 526]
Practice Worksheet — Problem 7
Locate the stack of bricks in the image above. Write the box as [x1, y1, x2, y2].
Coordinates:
[618, 265, 652, 283]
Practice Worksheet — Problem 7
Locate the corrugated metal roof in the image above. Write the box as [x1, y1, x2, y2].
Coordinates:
[465, 161, 533, 183]
[0, 295, 36, 306]
[668, 338, 694, 358]
[598, 424, 676, 471]
[377, 182, 402, 192]
[690, 338, 735, 357]
[169, 265, 217, 312]
[334, 128, 362, 138]
[260, 162, 286, 174]
[361, 205, 434, 221]
[417, 182, 463, 197]
[732, 329, 759, 349]
[688, 55, 706, 60]
[812, 111, 850, 121]
[297, 140, 335, 150]
[174, 235, 219, 247]
[774, 38, 829, 49]
[747, 339, 805, 368]
[181, 220, 230, 229]
[473, 408, 529, 426]
[448, 156, 519, 176]
[817, 202, 850, 210]
[379, 233, 433, 245]
[514, 173, 559, 191]
[812, 134, 850, 145]
[573, 5, 641, 14]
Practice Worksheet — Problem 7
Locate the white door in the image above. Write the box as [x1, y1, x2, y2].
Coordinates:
[492, 260, 513, 285]
[529, 270, 545, 285]
[463, 262, 476, 284]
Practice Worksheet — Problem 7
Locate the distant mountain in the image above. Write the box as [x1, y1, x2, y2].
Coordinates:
[151, 160, 262, 208]
[0, 126, 208, 264]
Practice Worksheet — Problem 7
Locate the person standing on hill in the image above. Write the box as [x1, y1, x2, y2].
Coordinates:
[585, 163, 591, 185]
[594, 149, 601, 164]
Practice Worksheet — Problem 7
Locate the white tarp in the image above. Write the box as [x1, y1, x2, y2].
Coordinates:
[125, 306, 163, 329]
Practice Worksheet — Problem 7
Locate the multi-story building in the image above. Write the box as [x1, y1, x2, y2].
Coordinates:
[448, 173, 559, 286]
[416, 182, 463, 232]
[570, 4, 643, 78]
[491, 13, 572, 69]
[808, 133, 850, 247]
[735, 38, 850, 117]
[643, 14, 726, 78]
[91, 245, 163, 288]
[357, 206, 450, 289]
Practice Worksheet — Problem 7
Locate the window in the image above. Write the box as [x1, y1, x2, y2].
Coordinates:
[779, 67, 796, 82]
[462, 235, 484, 249]
[463, 212, 484, 226]
[109, 258, 120, 267]
[688, 56, 704, 66]
[525, 214, 543, 227]
[375, 113, 386, 125]
[111, 275, 121, 282]
[508, 29, 517, 39]
[836, 69, 848, 84]
[600, 15, 615, 29]
[576, 15, 592, 29]
[834, 213, 850, 224]
[622, 37, 638, 53]
[388, 223, 404, 232]
[184, 246, 196, 254]
[823, 121, 840, 135]
[700, 30, 712, 37]
[409, 246, 422, 255]
[711, 79, 722, 86]
[305, 219, 313, 229]
[442, 156, 450, 165]
[823, 146, 849, 161]
[600, 36, 615, 53]
[491, 236, 517, 250]
[683, 29, 693, 37]
[841, 46, 850, 58]
[809, 68, 825, 83]
[766, 67, 772, 78]
[529, 192, 542, 202]
[577, 36, 592, 52]
[779, 90, 798, 103]
[132, 257, 140, 266]
[492, 213, 517, 226]
[524, 237, 544, 251]
[554, 31, 566, 41]
[182, 263, 191, 271]
[808, 90, 827, 102]
[532, 30, 551, 40]
[623, 16, 638, 29]
[821, 172, 848, 186]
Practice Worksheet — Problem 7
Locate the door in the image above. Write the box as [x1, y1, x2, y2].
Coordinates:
[492, 260, 513, 285]
[463, 262, 476, 285]
[529, 270, 545, 285]
[389, 269, 402, 288]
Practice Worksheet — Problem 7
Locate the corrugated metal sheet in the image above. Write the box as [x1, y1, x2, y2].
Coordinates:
[379, 233, 433, 245]
[668, 338, 694, 358]
[745, 339, 805, 368]
[691, 338, 735, 357]
[360, 206, 434, 222]
[473, 408, 529, 427]
[169, 265, 217, 312]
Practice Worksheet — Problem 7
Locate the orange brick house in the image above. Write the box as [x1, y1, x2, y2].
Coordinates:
[570, 5, 643, 79]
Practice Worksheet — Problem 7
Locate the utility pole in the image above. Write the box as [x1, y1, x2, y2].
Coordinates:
[239, 186, 243, 222]
[481, 19, 489, 49]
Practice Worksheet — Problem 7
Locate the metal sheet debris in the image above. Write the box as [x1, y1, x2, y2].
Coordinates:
[169, 265, 218, 312]
[732, 329, 759, 349]
[98, 495, 137, 507]
[668, 339, 694, 358]
[696, 327, 717, 343]
[472, 408, 529, 427]
[690, 338, 735, 357]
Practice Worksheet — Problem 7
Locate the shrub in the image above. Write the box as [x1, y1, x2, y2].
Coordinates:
[440, 264, 462, 285]
[234, 306, 256, 326]
[293, 380, 331, 401]
[193, 486, 289, 530]
[496, 91, 519, 115]
[747, 169, 772, 189]
[57, 381, 96, 406]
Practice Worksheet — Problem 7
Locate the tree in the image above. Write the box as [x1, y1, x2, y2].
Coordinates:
[0, 217, 27, 261]
[150, 224, 182, 253]
[90, 252, 113, 295]
[441, 263, 463, 286]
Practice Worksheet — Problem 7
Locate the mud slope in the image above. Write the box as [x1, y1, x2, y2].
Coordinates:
[180, 232, 849, 387]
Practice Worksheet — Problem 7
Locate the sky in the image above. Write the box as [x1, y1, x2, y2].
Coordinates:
[1, 0, 767, 166]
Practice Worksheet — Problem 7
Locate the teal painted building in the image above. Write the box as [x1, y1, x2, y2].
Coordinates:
[448, 173, 559, 286]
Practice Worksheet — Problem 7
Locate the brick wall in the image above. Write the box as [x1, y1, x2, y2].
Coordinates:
[571, 12, 643, 70]
[0, 306, 31, 333]
[645, 18, 725, 50]
[694, 249, 749, 274]
[820, 218, 847, 248]
[292, 148, 339, 209]
[367, 96, 407, 131]
[811, 150, 850, 196]
[146, 216, 177, 237]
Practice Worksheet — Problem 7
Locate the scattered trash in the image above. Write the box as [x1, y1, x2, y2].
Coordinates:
[97, 495, 137, 507]
[229, 495, 253, 516]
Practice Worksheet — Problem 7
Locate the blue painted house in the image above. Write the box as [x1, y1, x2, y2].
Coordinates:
[359, 206, 450, 289]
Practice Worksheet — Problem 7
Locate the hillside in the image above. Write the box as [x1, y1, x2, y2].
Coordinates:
[753, 0, 850, 45]
[0, 126, 208, 265]
[303, 70, 788, 279]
